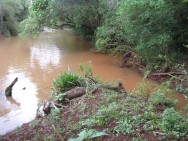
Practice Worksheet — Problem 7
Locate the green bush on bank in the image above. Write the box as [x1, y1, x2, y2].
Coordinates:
[95, 0, 188, 71]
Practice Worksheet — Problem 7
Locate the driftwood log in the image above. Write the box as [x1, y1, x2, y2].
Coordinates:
[5, 77, 18, 97]
[65, 87, 86, 100]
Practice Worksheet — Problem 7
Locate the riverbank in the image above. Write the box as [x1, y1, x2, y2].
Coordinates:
[0, 30, 150, 135]
[1, 70, 188, 141]
[119, 50, 188, 99]
[0, 30, 187, 140]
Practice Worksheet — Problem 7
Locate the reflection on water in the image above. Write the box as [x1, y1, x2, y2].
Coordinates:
[0, 30, 187, 135]
[30, 45, 61, 70]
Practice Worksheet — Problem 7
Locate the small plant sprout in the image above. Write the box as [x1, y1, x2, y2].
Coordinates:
[68, 129, 108, 141]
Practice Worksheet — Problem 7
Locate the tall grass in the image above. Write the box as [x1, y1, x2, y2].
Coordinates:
[53, 72, 84, 92]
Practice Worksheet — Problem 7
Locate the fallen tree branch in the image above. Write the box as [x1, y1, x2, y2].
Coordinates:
[151, 72, 184, 76]
[5, 77, 18, 97]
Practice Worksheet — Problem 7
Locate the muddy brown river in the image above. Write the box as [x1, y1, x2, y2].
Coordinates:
[0, 30, 187, 135]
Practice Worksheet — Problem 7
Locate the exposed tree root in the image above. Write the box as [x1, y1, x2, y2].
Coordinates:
[120, 50, 145, 72]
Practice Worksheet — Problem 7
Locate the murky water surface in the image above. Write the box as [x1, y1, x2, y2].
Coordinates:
[0, 30, 187, 135]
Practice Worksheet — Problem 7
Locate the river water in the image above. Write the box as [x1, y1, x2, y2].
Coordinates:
[0, 30, 187, 135]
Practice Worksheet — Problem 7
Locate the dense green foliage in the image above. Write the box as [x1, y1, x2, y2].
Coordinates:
[19, 0, 58, 37]
[0, 0, 28, 36]
[51, 0, 103, 39]
[95, 0, 188, 71]
[20, 0, 102, 39]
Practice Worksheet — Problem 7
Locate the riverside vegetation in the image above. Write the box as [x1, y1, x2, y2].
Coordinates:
[1, 0, 188, 140]
[18, 0, 188, 96]
[1, 0, 188, 95]
[2, 64, 188, 140]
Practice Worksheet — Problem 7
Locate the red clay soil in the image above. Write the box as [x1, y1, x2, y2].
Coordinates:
[1, 87, 187, 141]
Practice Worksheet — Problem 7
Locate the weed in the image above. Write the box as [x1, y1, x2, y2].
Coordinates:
[114, 118, 134, 134]
[44, 135, 56, 141]
[160, 107, 188, 138]
[52, 124, 63, 138]
[136, 79, 153, 98]
[145, 104, 155, 111]
[149, 92, 178, 107]
[132, 137, 147, 141]
[53, 71, 84, 92]
[78, 61, 93, 78]
[85, 93, 96, 100]
[55, 92, 68, 103]
[50, 108, 62, 124]
[33, 133, 41, 141]
[29, 120, 38, 130]
[68, 129, 108, 141]
[154, 82, 173, 95]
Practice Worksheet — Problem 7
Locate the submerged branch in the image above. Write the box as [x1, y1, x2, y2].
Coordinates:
[5, 77, 18, 97]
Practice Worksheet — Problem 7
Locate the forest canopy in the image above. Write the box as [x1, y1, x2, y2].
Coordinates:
[0, 0, 28, 36]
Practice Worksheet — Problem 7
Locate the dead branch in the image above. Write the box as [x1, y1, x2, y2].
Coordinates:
[5, 77, 18, 97]
[151, 72, 184, 76]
